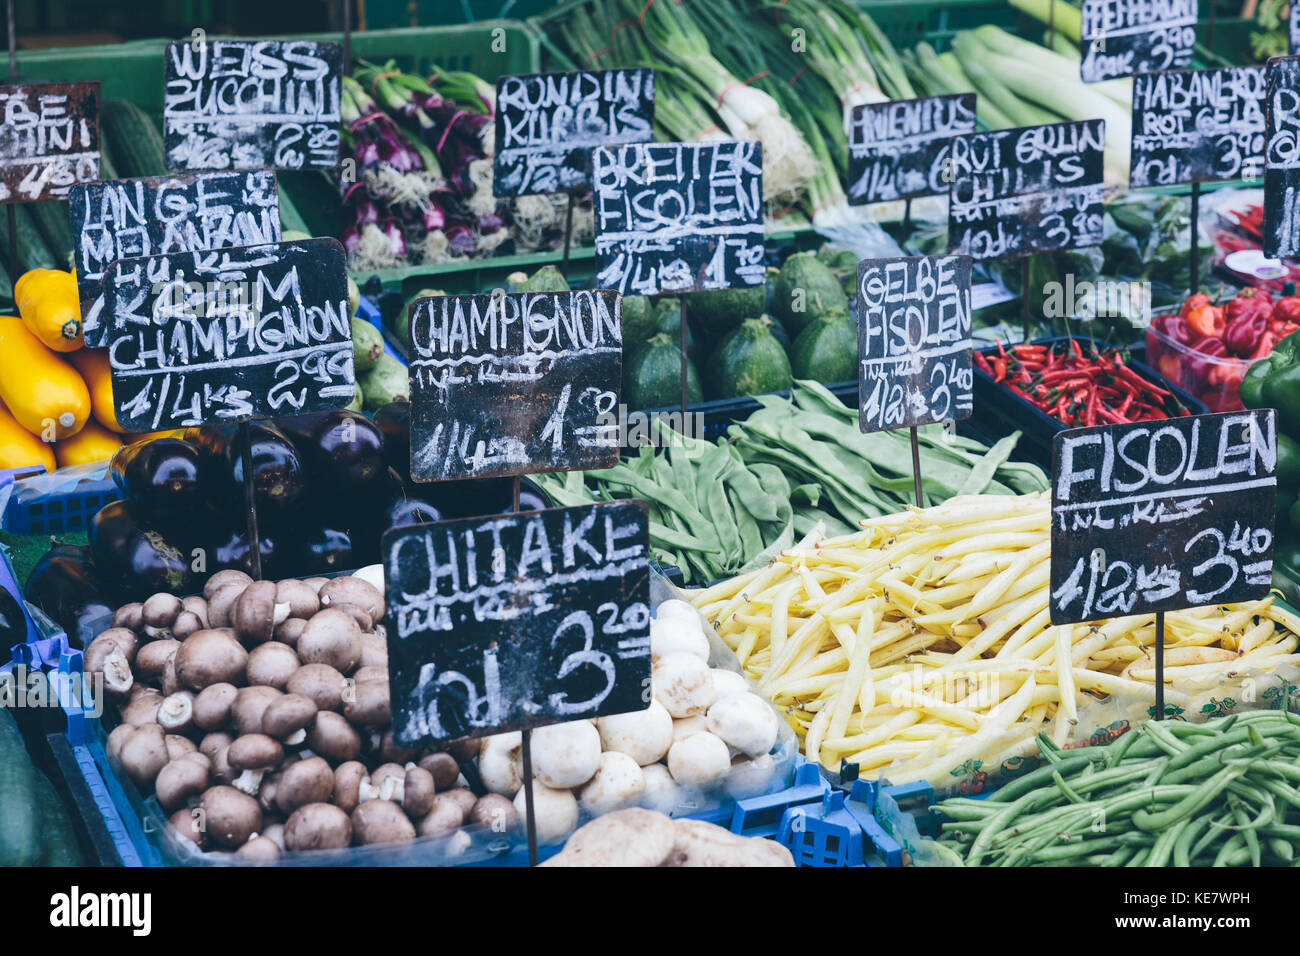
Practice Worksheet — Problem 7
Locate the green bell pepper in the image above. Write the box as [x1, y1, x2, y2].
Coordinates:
[1241, 331, 1300, 441]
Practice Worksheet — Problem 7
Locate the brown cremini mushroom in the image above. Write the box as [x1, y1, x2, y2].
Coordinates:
[119, 686, 164, 726]
[342, 679, 390, 727]
[193, 682, 238, 731]
[232, 581, 289, 646]
[203, 569, 252, 601]
[275, 756, 334, 814]
[245, 641, 301, 690]
[276, 580, 320, 619]
[402, 766, 436, 818]
[285, 663, 348, 712]
[297, 609, 363, 674]
[261, 693, 318, 743]
[169, 807, 204, 848]
[155, 753, 210, 810]
[157, 690, 196, 734]
[111, 602, 144, 632]
[275, 617, 307, 648]
[134, 638, 181, 683]
[118, 723, 169, 790]
[305, 711, 361, 763]
[319, 577, 384, 625]
[231, 685, 283, 736]
[352, 799, 415, 845]
[200, 785, 262, 849]
[332, 761, 367, 813]
[175, 629, 248, 690]
[418, 752, 460, 791]
[284, 802, 351, 850]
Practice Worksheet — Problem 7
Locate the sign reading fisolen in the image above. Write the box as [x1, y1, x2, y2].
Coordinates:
[1129, 66, 1266, 187]
[1264, 56, 1300, 259]
[1049, 410, 1277, 625]
[103, 237, 354, 431]
[494, 68, 654, 197]
[384, 501, 651, 746]
[0, 82, 99, 203]
[1079, 0, 1196, 83]
[593, 140, 765, 295]
[70, 170, 281, 348]
[857, 255, 973, 432]
[163, 40, 341, 171]
[947, 121, 1106, 259]
[846, 93, 977, 205]
[407, 290, 622, 482]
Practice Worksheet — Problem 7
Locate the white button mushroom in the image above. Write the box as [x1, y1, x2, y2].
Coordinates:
[531, 720, 602, 789]
[709, 668, 748, 700]
[578, 752, 647, 815]
[666, 731, 732, 787]
[706, 692, 780, 758]
[649, 614, 709, 663]
[672, 715, 709, 744]
[726, 753, 778, 800]
[512, 780, 579, 845]
[639, 763, 683, 815]
[595, 699, 673, 766]
[478, 732, 524, 796]
[652, 652, 715, 719]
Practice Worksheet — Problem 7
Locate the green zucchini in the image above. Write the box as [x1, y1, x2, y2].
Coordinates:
[0, 706, 41, 866]
[0, 204, 57, 275]
[33, 768, 84, 866]
[26, 201, 74, 268]
[101, 99, 166, 178]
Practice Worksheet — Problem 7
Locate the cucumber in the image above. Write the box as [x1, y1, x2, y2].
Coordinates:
[0, 204, 57, 275]
[101, 99, 166, 177]
[0, 706, 41, 866]
[26, 201, 74, 268]
[33, 768, 84, 866]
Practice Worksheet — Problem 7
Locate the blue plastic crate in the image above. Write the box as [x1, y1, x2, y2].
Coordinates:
[777, 774, 941, 867]
[1, 464, 120, 535]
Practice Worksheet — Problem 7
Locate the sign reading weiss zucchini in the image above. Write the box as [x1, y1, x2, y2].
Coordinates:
[103, 238, 354, 431]
[494, 68, 654, 197]
[383, 501, 651, 746]
[0, 81, 100, 203]
[1049, 410, 1277, 625]
[163, 39, 341, 171]
[406, 290, 623, 481]
[69, 170, 281, 347]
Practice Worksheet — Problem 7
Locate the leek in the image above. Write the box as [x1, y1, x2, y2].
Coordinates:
[1008, 0, 1083, 43]
[953, 32, 1065, 127]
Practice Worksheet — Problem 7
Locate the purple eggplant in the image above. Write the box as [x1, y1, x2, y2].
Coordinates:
[89, 501, 192, 602]
[25, 544, 113, 648]
[210, 526, 279, 579]
[109, 438, 203, 519]
[277, 409, 387, 493]
[184, 423, 307, 519]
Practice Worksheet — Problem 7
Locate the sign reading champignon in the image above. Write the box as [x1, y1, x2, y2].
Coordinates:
[494, 68, 655, 197]
[69, 169, 281, 347]
[163, 39, 341, 171]
[102, 237, 354, 431]
[1049, 410, 1277, 625]
[0, 81, 100, 203]
[383, 501, 652, 746]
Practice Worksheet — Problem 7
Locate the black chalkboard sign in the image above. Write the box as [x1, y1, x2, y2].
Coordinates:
[1292, 10, 1300, 56]
[1265, 56, 1300, 259]
[163, 40, 342, 171]
[384, 501, 651, 746]
[103, 237, 353, 431]
[70, 170, 282, 348]
[1080, 0, 1196, 83]
[1130, 66, 1266, 187]
[857, 255, 973, 431]
[1049, 410, 1277, 625]
[948, 120, 1106, 259]
[592, 140, 765, 294]
[847, 94, 977, 205]
[494, 68, 654, 197]
[407, 290, 622, 482]
[0, 82, 100, 203]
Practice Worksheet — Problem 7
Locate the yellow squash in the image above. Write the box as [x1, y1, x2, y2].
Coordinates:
[0, 315, 90, 439]
[16, 269, 83, 352]
[55, 419, 122, 468]
[68, 348, 123, 432]
[0, 398, 55, 472]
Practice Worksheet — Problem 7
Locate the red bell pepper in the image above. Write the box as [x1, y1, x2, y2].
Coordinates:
[1224, 312, 1269, 357]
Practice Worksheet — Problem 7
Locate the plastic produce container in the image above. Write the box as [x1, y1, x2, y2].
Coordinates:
[1144, 321, 1261, 413]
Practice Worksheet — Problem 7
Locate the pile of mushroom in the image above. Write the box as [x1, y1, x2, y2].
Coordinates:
[540, 808, 794, 867]
[85, 568, 516, 861]
[477, 598, 784, 844]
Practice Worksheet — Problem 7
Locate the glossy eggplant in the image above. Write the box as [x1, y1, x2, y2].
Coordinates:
[184, 423, 306, 518]
[292, 521, 357, 575]
[109, 438, 203, 518]
[0, 584, 27, 648]
[89, 501, 192, 602]
[372, 401, 412, 478]
[24, 544, 112, 648]
[209, 526, 280, 580]
[277, 409, 387, 492]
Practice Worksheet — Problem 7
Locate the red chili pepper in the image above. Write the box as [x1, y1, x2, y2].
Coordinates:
[991, 356, 1007, 382]
[974, 352, 994, 376]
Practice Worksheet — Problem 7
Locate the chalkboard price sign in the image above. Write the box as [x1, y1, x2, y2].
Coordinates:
[1049, 410, 1277, 625]
[163, 40, 342, 171]
[846, 94, 977, 205]
[1080, 0, 1196, 83]
[103, 237, 354, 432]
[1292, 10, 1300, 56]
[593, 140, 765, 295]
[857, 255, 973, 432]
[1265, 56, 1300, 259]
[1130, 66, 1266, 187]
[0, 82, 100, 203]
[494, 68, 654, 197]
[70, 170, 282, 348]
[948, 120, 1106, 259]
[407, 289, 622, 482]
[384, 501, 652, 746]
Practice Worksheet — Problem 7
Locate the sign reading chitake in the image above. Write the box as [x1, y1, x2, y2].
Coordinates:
[856, 254, 973, 432]
[384, 501, 652, 746]
[1264, 56, 1300, 259]
[1049, 410, 1277, 625]
[407, 289, 622, 481]
[847, 93, 977, 205]
[70, 170, 281, 347]
[163, 40, 342, 171]
[494, 68, 654, 197]
[0, 81, 99, 203]
[103, 238, 354, 431]
[1079, 0, 1196, 83]
[947, 120, 1106, 259]
[592, 140, 765, 294]
[1129, 66, 1266, 187]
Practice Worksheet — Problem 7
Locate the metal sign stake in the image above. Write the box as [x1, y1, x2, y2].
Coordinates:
[560, 193, 575, 279]
[511, 472, 540, 866]
[1154, 610, 1165, 720]
[1021, 257, 1032, 343]
[909, 425, 925, 507]
[680, 297, 689, 423]
[1189, 181, 1201, 295]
